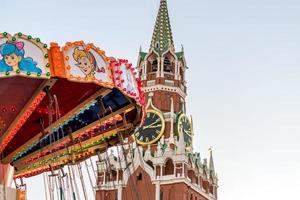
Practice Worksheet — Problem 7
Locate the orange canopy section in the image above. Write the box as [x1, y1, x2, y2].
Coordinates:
[0, 32, 145, 178]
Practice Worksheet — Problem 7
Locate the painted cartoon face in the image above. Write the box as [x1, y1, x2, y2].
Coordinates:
[76, 57, 93, 75]
[4, 53, 21, 67]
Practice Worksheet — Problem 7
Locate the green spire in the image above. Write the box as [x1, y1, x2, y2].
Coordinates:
[150, 0, 174, 54]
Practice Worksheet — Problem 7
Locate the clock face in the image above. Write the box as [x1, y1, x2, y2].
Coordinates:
[177, 114, 193, 147]
[134, 109, 165, 145]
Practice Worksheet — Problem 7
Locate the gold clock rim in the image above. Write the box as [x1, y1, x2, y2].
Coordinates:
[177, 113, 193, 147]
[134, 109, 165, 145]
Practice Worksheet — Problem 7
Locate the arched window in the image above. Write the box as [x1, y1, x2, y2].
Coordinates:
[151, 59, 158, 72]
[160, 191, 164, 200]
[110, 170, 117, 181]
[155, 42, 159, 49]
[188, 170, 196, 183]
[163, 158, 174, 175]
[164, 57, 172, 72]
[180, 66, 184, 81]
[137, 173, 143, 181]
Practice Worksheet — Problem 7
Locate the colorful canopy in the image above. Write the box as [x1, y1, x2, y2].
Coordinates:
[0, 32, 145, 178]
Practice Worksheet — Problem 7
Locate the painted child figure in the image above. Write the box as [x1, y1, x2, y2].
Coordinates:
[72, 47, 105, 79]
[0, 41, 42, 73]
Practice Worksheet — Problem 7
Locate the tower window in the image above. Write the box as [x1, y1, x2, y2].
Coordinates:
[160, 191, 164, 200]
[180, 67, 184, 81]
[164, 57, 172, 72]
[155, 42, 159, 49]
[163, 158, 174, 175]
[152, 60, 158, 72]
[137, 173, 143, 181]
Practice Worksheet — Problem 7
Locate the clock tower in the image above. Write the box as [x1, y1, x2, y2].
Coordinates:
[96, 1, 218, 199]
[134, 0, 188, 145]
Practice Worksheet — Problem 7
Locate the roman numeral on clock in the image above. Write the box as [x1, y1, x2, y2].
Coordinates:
[139, 136, 144, 141]
[155, 129, 161, 135]
[135, 132, 140, 137]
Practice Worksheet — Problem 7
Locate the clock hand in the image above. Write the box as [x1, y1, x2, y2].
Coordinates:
[184, 130, 192, 135]
[143, 118, 160, 130]
[147, 124, 162, 129]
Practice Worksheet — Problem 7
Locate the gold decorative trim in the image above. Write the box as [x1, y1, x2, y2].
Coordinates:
[134, 109, 165, 145]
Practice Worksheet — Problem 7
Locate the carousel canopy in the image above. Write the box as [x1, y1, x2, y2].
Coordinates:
[0, 32, 145, 178]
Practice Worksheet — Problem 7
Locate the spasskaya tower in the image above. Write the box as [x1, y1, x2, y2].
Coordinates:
[96, 1, 218, 199]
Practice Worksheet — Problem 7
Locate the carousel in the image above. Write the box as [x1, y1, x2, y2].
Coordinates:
[0, 32, 145, 200]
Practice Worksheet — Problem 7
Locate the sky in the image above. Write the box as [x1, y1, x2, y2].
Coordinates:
[1, 0, 300, 199]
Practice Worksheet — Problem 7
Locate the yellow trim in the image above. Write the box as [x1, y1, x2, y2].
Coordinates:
[177, 113, 193, 147]
[134, 109, 165, 145]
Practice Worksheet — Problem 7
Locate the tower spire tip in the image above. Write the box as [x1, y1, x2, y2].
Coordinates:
[150, 0, 174, 54]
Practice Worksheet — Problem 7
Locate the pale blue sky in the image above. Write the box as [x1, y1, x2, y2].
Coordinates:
[1, 0, 300, 199]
